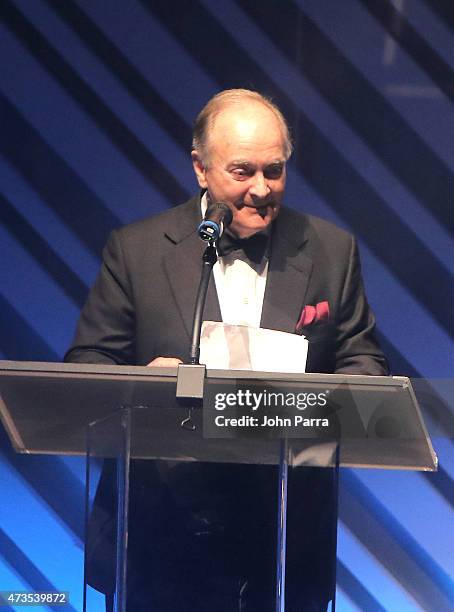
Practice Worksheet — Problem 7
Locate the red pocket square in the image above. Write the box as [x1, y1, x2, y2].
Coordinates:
[296, 301, 330, 332]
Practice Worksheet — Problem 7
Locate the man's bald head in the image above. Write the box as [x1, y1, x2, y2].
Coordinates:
[192, 89, 293, 167]
[191, 90, 288, 238]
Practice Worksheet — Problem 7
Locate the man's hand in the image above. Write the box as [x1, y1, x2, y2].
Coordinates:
[147, 357, 183, 367]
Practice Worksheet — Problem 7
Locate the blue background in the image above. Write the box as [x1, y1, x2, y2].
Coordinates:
[1, 0, 453, 609]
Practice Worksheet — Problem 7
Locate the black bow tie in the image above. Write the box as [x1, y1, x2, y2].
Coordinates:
[217, 231, 269, 264]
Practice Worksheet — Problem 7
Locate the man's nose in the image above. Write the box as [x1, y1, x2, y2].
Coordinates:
[249, 173, 270, 198]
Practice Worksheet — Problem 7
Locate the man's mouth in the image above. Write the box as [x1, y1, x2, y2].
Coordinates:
[241, 201, 275, 210]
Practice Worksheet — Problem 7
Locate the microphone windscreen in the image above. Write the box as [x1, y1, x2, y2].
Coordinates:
[198, 202, 233, 241]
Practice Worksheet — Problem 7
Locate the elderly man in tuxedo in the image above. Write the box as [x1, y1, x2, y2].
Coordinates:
[66, 89, 387, 611]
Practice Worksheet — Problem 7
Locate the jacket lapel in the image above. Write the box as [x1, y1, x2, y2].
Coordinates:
[260, 207, 313, 333]
[164, 198, 312, 338]
[163, 196, 222, 339]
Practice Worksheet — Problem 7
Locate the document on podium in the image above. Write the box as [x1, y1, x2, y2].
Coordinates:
[200, 322, 308, 373]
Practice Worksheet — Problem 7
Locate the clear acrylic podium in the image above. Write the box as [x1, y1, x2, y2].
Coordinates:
[0, 361, 437, 612]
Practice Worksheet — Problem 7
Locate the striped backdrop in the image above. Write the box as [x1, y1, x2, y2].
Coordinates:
[0, 1, 453, 610]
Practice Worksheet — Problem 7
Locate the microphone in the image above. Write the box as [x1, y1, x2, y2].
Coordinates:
[198, 202, 233, 242]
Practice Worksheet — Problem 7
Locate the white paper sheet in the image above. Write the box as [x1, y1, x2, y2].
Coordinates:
[200, 322, 308, 373]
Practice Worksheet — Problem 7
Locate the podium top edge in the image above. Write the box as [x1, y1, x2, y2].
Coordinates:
[0, 360, 405, 387]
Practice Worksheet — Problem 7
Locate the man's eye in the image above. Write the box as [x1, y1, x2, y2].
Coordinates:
[265, 165, 284, 179]
[231, 168, 250, 179]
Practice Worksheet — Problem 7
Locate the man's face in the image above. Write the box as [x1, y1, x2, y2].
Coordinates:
[192, 103, 287, 238]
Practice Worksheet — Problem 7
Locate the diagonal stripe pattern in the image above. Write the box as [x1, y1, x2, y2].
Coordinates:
[0, 0, 453, 608]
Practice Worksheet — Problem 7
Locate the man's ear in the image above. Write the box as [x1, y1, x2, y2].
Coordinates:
[191, 151, 208, 189]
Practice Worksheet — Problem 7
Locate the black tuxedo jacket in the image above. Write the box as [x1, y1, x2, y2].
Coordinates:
[66, 195, 387, 375]
[66, 196, 387, 611]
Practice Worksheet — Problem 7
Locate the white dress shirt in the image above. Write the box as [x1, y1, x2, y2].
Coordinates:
[201, 194, 269, 328]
